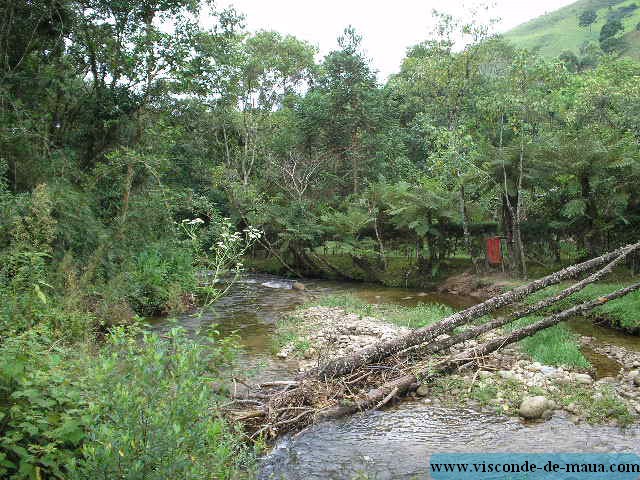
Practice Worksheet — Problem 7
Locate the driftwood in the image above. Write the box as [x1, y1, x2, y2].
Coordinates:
[226, 243, 640, 437]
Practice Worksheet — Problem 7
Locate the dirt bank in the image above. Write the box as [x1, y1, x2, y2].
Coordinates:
[437, 272, 519, 300]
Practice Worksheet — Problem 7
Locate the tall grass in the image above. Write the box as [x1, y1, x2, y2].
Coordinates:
[509, 316, 590, 368]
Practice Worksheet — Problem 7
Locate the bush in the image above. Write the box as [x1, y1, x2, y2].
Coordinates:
[0, 328, 90, 479]
[126, 244, 196, 316]
[71, 327, 257, 480]
[0, 326, 258, 480]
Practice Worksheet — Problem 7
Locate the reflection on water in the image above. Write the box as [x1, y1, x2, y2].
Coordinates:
[152, 274, 475, 355]
[568, 317, 640, 352]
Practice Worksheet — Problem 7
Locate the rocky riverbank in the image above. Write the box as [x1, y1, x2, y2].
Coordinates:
[276, 306, 640, 426]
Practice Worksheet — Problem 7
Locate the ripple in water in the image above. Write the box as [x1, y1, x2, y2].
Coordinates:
[260, 403, 640, 480]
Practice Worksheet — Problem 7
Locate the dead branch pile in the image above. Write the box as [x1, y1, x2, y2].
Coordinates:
[224, 243, 640, 438]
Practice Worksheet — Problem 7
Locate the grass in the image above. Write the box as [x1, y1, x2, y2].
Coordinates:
[311, 293, 455, 329]
[520, 323, 591, 368]
[507, 313, 590, 368]
[526, 282, 640, 330]
[428, 374, 633, 425]
[555, 383, 634, 426]
[503, 0, 640, 59]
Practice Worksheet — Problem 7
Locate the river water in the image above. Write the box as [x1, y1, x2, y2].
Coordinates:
[153, 274, 640, 479]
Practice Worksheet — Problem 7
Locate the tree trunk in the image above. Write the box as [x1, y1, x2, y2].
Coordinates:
[314, 280, 640, 420]
[303, 243, 638, 380]
[459, 184, 478, 273]
[515, 131, 527, 278]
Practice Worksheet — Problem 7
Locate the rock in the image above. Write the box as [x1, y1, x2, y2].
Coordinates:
[498, 370, 516, 380]
[539, 366, 557, 376]
[530, 362, 543, 371]
[634, 375, 640, 387]
[573, 373, 594, 385]
[416, 384, 430, 397]
[552, 375, 572, 385]
[478, 370, 492, 378]
[277, 344, 294, 359]
[519, 396, 555, 419]
[541, 409, 554, 420]
[565, 402, 578, 413]
[292, 282, 306, 291]
[597, 376, 617, 384]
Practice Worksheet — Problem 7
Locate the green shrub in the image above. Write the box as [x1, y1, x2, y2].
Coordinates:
[0, 328, 90, 479]
[126, 245, 196, 316]
[71, 327, 256, 480]
[0, 326, 257, 480]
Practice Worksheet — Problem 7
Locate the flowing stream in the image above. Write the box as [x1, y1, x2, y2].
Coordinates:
[152, 274, 640, 479]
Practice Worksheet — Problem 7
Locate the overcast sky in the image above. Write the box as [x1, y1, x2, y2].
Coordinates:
[214, 0, 576, 80]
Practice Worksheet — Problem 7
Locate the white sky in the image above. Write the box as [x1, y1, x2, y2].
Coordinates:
[214, 0, 576, 80]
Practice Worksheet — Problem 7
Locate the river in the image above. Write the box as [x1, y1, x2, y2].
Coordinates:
[152, 274, 640, 480]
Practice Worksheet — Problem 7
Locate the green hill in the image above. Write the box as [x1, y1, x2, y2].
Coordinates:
[503, 0, 640, 59]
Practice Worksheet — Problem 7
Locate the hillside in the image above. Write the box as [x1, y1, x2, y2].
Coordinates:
[503, 0, 640, 59]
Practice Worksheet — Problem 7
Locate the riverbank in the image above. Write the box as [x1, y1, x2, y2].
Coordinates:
[275, 297, 640, 426]
[248, 254, 640, 334]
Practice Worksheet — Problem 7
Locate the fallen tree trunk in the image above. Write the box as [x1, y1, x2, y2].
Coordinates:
[314, 281, 640, 420]
[416, 243, 639, 358]
[306, 243, 640, 380]
[227, 245, 640, 436]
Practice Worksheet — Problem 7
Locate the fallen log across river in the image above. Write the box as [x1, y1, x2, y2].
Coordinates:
[225, 242, 640, 438]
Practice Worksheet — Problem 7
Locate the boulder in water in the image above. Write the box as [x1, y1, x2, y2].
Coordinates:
[292, 282, 306, 291]
[416, 384, 430, 397]
[519, 396, 555, 419]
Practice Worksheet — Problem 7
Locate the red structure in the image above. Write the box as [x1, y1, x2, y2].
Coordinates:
[486, 237, 502, 265]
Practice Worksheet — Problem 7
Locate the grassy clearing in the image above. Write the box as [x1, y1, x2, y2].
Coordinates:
[504, 0, 640, 59]
[507, 315, 591, 369]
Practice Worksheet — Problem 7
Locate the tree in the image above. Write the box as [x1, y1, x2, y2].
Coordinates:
[308, 26, 380, 195]
[599, 19, 626, 54]
[579, 9, 597, 31]
[388, 10, 494, 272]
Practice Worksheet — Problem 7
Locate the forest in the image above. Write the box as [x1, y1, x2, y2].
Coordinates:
[1, 0, 640, 478]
